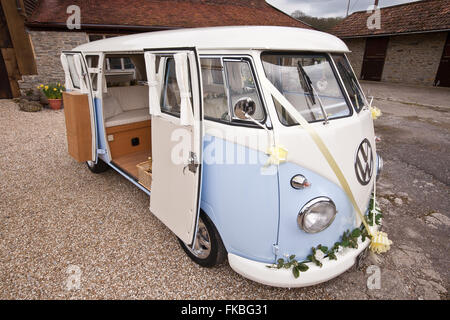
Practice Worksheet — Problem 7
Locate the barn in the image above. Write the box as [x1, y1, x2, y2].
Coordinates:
[332, 0, 450, 87]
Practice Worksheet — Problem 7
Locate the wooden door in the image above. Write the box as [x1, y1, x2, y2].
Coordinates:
[361, 37, 389, 81]
[0, 49, 12, 99]
[435, 33, 450, 87]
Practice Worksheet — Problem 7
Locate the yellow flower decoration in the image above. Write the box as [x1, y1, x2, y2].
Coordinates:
[369, 231, 392, 254]
[40, 84, 44, 88]
[371, 106, 382, 120]
[266, 145, 288, 166]
[44, 85, 49, 90]
[58, 83, 61, 87]
[53, 88, 57, 91]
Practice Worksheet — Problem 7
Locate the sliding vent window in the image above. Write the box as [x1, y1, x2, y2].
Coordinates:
[66, 55, 81, 89]
[332, 54, 367, 112]
[261, 53, 351, 125]
[201, 58, 229, 120]
[200, 57, 265, 123]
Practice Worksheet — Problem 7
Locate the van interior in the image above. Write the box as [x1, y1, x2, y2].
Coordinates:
[102, 53, 152, 183]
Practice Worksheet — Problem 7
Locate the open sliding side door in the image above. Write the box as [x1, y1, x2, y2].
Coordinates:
[144, 48, 203, 245]
[61, 51, 98, 163]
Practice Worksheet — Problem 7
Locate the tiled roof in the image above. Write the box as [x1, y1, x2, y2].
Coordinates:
[27, 0, 312, 30]
[332, 0, 450, 38]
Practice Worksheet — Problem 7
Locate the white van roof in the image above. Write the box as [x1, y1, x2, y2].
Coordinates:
[74, 26, 349, 53]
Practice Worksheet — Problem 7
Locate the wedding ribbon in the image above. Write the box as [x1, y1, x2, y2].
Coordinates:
[262, 78, 391, 253]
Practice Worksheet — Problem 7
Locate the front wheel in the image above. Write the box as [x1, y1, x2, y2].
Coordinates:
[178, 213, 227, 267]
[86, 159, 109, 173]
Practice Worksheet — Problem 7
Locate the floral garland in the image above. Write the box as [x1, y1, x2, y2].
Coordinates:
[267, 195, 383, 279]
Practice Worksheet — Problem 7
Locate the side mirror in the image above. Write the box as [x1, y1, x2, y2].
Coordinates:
[234, 97, 256, 120]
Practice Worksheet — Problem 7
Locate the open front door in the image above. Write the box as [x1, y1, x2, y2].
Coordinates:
[144, 48, 203, 245]
[61, 52, 97, 163]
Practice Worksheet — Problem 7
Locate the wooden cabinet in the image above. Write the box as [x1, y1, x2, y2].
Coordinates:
[63, 91, 93, 162]
[106, 120, 151, 159]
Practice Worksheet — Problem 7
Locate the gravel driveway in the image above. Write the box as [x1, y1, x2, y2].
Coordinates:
[0, 85, 448, 299]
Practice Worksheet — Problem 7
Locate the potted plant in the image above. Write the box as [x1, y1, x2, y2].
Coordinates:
[39, 83, 65, 110]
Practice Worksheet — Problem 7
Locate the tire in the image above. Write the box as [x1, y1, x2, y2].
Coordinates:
[178, 212, 227, 267]
[86, 159, 109, 174]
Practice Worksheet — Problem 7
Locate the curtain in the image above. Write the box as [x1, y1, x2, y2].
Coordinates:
[144, 52, 161, 116]
[174, 52, 194, 126]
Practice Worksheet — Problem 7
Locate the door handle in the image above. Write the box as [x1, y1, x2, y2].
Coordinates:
[183, 152, 198, 174]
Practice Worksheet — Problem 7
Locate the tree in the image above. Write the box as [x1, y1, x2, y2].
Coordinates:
[291, 11, 343, 32]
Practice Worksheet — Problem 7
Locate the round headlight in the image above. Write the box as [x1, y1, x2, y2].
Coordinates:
[297, 197, 337, 233]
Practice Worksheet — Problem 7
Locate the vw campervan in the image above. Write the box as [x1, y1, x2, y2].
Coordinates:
[61, 26, 384, 288]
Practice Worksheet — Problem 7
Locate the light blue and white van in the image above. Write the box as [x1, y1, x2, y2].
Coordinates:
[61, 26, 383, 288]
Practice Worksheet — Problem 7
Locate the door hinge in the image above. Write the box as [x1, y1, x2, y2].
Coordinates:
[97, 149, 106, 155]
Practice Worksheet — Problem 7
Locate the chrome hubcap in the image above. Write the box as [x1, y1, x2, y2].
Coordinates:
[186, 218, 211, 259]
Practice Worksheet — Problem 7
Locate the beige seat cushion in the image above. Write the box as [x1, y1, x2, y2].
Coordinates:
[104, 85, 150, 127]
[107, 85, 149, 111]
[105, 108, 150, 127]
[102, 93, 123, 119]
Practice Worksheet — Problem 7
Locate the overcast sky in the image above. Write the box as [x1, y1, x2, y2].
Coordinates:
[266, 0, 421, 18]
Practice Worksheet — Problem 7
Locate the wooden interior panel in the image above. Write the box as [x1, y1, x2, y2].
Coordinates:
[112, 150, 151, 180]
[63, 92, 92, 162]
[106, 120, 151, 159]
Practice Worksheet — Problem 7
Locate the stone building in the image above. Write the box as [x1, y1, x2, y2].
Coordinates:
[332, 0, 450, 87]
[0, 0, 311, 98]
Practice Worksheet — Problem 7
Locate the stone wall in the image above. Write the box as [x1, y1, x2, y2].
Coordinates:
[18, 31, 88, 93]
[344, 38, 366, 79]
[343, 32, 446, 86]
[382, 32, 446, 86]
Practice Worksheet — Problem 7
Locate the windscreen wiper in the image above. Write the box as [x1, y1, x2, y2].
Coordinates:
[297, 62, 316, 105]
[297, 62, 329, 124]
[338, 61, 368, 109]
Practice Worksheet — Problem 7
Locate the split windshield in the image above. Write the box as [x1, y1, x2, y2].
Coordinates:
[331, 54, 368, 112]
[261, 53, 352, 125]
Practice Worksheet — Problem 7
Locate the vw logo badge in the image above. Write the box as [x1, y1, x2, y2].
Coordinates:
[355, 139, 373, 185]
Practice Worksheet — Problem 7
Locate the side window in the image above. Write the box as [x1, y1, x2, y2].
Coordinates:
[225, 60, 264, 121]
[200, 57, 265, 123]
[160, 58, 182, 117]
[201, 58, 229, 120]
[66, 55, 81, 89]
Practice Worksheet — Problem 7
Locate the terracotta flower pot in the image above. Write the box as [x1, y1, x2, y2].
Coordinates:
[48, 98, 62, 110]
